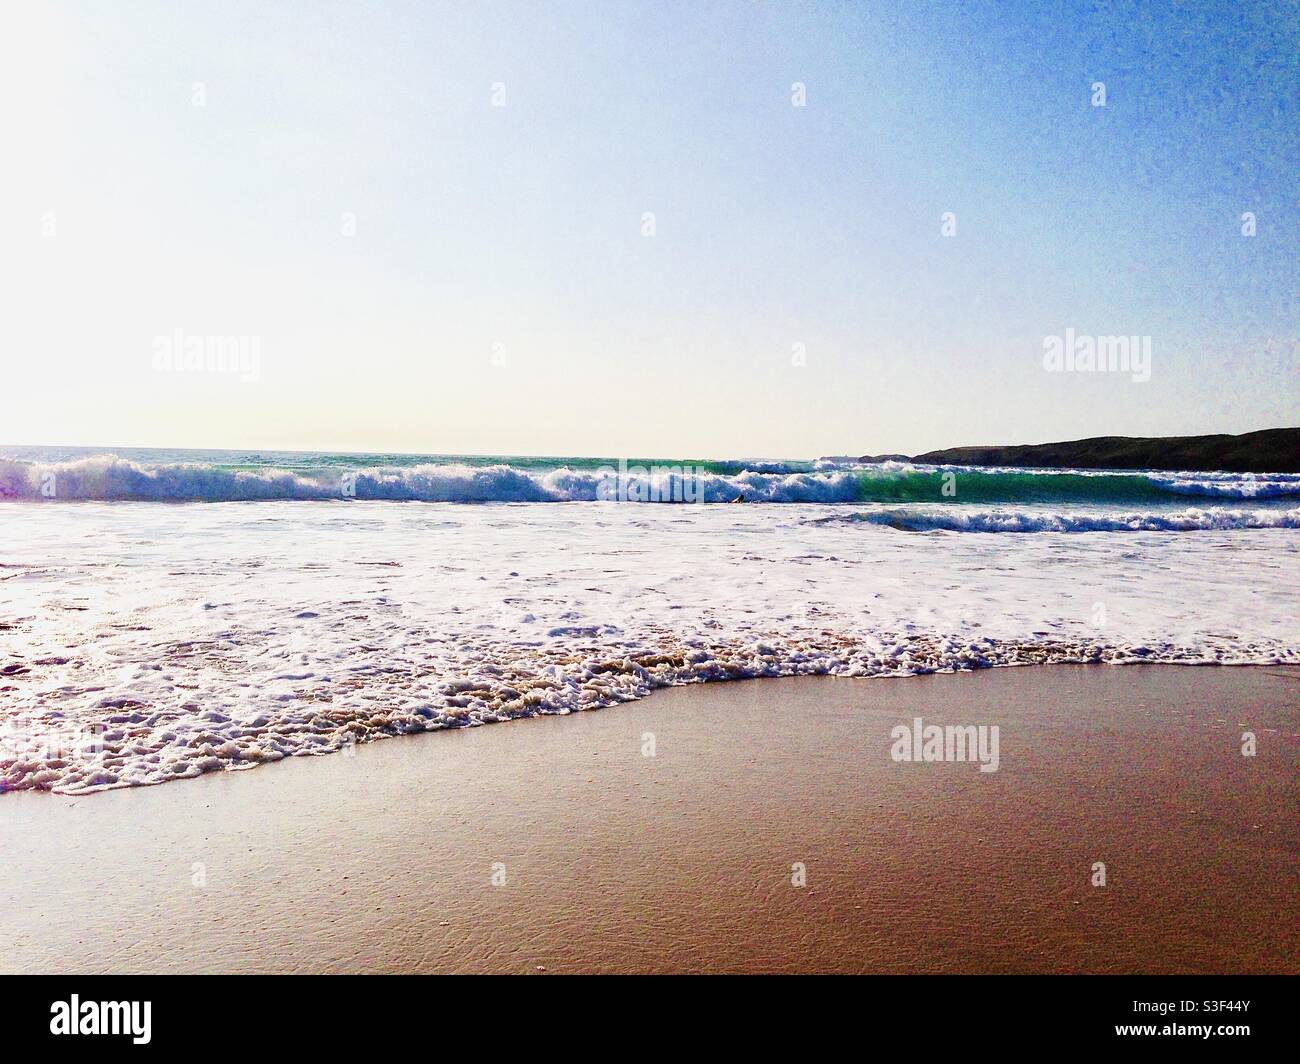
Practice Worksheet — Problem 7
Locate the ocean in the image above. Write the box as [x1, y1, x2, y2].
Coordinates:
[2, 445, 1298, 794]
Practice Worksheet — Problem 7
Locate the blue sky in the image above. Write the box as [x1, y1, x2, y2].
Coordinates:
[3, 0, 1296, 457]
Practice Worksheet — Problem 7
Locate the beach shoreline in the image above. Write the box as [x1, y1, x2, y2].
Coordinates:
[2, 663, 1296, 975]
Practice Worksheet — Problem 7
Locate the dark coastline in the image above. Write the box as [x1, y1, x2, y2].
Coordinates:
[860, 428, 1299, 474]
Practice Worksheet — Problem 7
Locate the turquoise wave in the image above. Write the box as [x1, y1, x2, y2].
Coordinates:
[848, 469, 1298, 504]
[1, 448, 1297, 503]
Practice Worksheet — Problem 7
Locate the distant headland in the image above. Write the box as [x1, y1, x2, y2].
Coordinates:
[855, 428, 1299, 474]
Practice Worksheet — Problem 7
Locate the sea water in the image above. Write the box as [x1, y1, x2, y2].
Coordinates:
[1, 446, 1296, 793]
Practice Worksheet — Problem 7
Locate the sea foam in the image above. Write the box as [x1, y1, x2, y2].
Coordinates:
[813, 506, 1300, 533]
[1, 499, 1296, 794]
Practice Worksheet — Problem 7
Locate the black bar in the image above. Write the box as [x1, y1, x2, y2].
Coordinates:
[0, 974, 1289, 1051]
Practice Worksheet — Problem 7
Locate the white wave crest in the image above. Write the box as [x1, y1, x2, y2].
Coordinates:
[1147, 473, 1300, 499]
[3, 454, 1299, 506]
[816, 506, 1300, 533]
[0, 456, 870, 504]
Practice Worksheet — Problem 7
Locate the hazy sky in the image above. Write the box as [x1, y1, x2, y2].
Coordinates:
[3, 0, 1296, 458]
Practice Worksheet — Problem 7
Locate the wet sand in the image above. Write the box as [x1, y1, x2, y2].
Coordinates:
[1, 664, 1296, 974]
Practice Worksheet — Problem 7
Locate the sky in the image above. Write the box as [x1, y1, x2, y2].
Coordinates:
[1, 0, 1296, 459]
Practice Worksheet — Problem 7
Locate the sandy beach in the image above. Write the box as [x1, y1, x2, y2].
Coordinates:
[2, 663, 1295, 975]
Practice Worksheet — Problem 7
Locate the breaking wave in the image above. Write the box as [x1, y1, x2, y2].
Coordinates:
[2, 454, 1299, 505]
[813, 506, 1300, 533]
